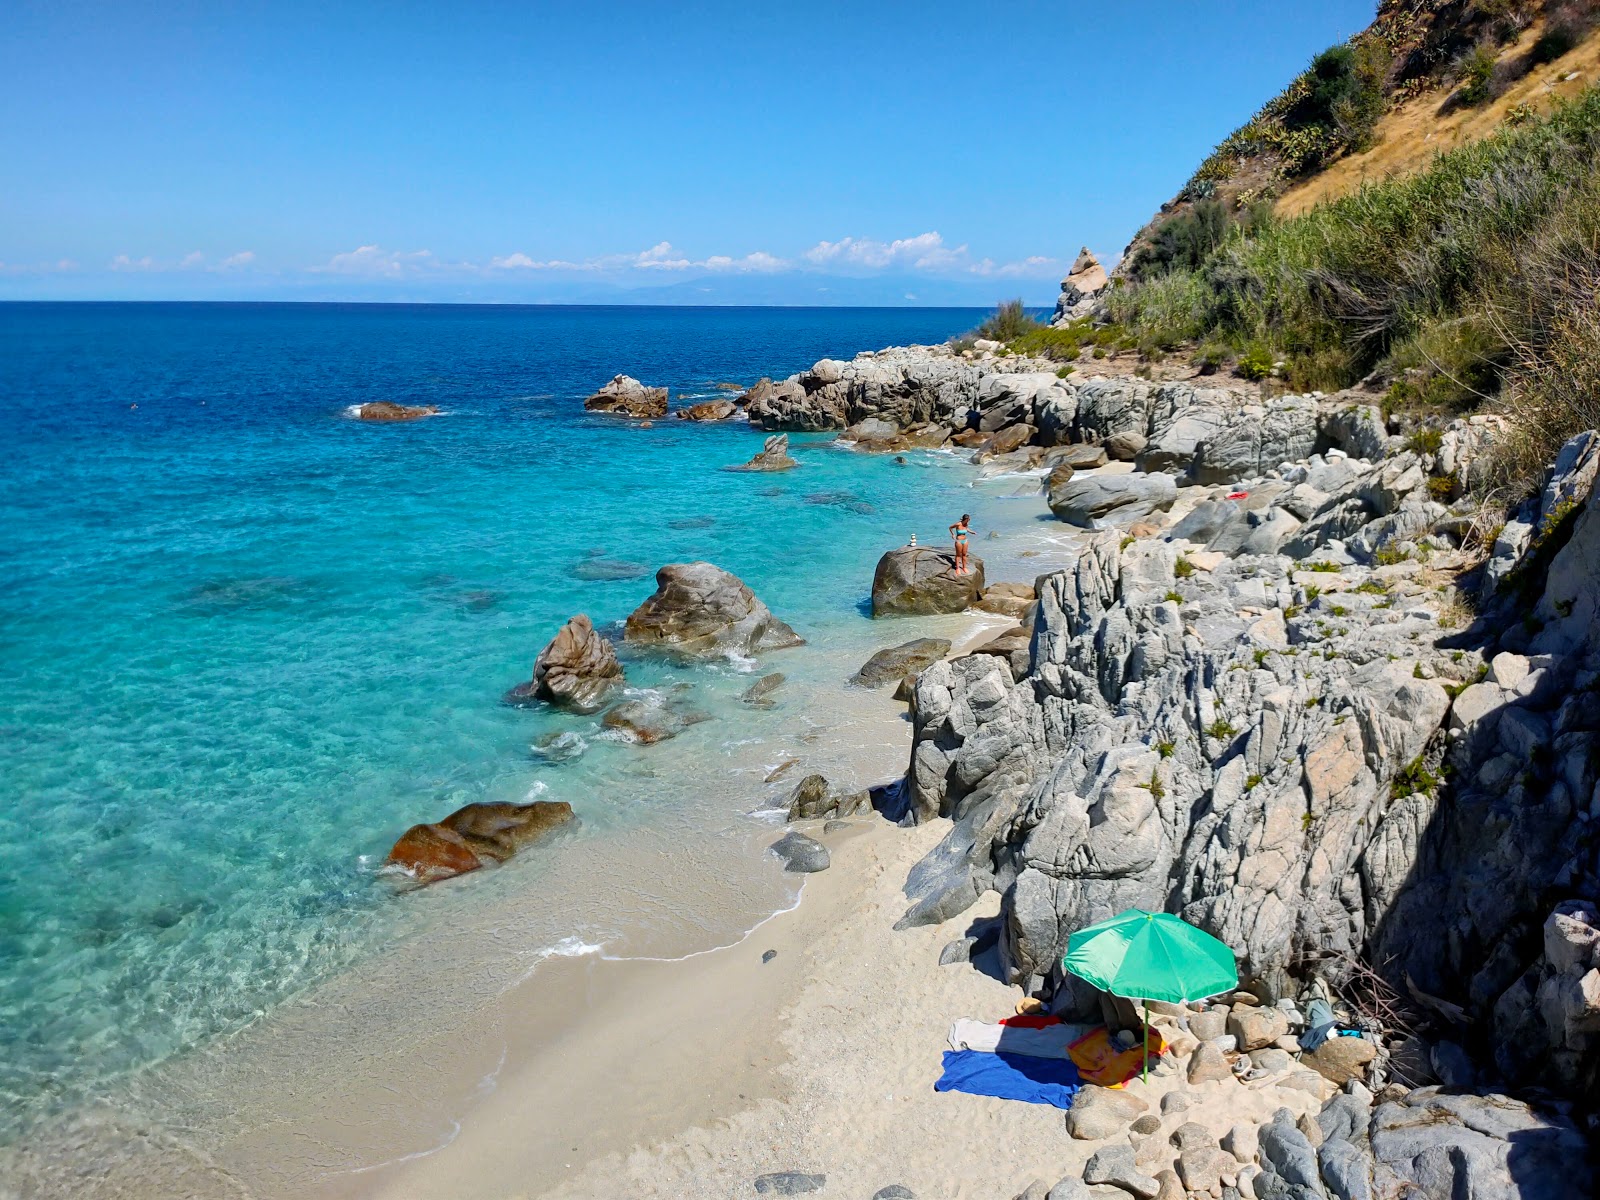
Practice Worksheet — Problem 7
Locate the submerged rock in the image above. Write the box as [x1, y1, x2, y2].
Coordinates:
[742, 671, 786, 706]
[855, 637, 953, 688]
[601, 694, 710, 744]
[624, 562, 804, 656]
[727, 433, 799, 472]
[354, 401, 439, 422]
[385, 800, 575, 884]
[570, 557, 650, 582]
[871, 547, 985, 616]
[502, 614, 623, 714]
[582, 374, 668, 418]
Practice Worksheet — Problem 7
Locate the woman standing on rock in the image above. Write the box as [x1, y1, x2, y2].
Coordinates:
[949, 513, 973, 576]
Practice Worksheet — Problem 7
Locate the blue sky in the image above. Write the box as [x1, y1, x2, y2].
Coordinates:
[1, 1, 1377, 304]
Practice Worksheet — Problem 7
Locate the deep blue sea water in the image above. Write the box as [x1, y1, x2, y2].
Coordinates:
[0, 302, 1072, 1151]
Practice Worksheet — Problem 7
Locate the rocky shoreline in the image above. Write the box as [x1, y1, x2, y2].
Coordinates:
[649, 332, 1600, 1198]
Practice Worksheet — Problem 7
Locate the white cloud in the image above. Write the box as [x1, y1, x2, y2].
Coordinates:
[218, 251, 255, 270]
[0, 258, 78, 275]
[180, 251, 205, 269]
[487, 243, 788, 274]
[110, 254, 158, 272]
[969, 254, 1060, 278]
[803, 231, 967, 271]
[316, 244, 456, 276]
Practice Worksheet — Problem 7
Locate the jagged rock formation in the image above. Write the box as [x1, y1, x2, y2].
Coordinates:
[582, 374, 668, 418]
[896, 427, 1600, 1102]
[727, 433, 798, 472]
[1051, 248, 1109, 326]
[502, 614, 623, 714]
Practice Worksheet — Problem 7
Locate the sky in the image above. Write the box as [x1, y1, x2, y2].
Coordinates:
[0, 1, 1378, 305]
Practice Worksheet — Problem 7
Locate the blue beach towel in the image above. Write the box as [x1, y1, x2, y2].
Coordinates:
[933, 1049, 1083, 1108]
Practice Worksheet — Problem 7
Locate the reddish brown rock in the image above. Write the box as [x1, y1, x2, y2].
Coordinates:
[677, 399, 737, 422]
[355, 401, 440, 422]
[385, 800, 576, 885]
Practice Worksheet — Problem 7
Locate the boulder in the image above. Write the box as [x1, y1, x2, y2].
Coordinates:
[728, 433, 799, 472]
[855, 637, 953, 688]
[1067, 1085, 1148, 1140]
[1305, 1036, 1377, 1085]
[844, 417, 908, 452]
[1049, 472, 1177, 528]
[746, 379, 846, 431]
[676, 398, 736, 421]
[871, 548, 985, 616]
[1104, 430, 1148, 461]
[385, 800, 576, 884]
[770, 831, 830, 873]
[1053, 248, 1110, 322]
[354, 401, 439, 422]
[624, 562, 803, 656]
[974, 581, 1037, 621]
[503, 614, 623, 714]
[582, 374, 668, 418]
[1228, 1006, 1290, 1051]
[753, 1173, 826, 1195]
[735, 377, 772, 409]
[1083, 1145, 1160, 1198]
[787, 774, 869, 821]
[1189, 1040, 1234, 1083]
[1047, 444, 1109, 470]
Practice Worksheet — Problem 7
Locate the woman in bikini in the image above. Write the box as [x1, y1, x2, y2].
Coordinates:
[949, 513, 973, 575]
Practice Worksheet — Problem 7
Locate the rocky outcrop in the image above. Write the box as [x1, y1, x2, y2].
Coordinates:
[503, 614, 623, 714]
[1051, 248, 1109, 326]
[583, 374, 668, 418]
[892, 417, 1600, 1111]
[727, 433, 798, 472]
[677, 398, 737, 421]
[385, 800, 575, 884]
[787, 774, 870, 821]
[624, 562, 804, 656]
[871, 547, 985, 616]
[354, 401, 439, 421]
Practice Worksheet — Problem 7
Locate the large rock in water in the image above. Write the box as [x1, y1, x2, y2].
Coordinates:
[677, 398, 736, 421]
[855, 637, 952, 688]
[582, 374, 668, 418]
[503, 614, 623, 714]
[1048, 472, 1177, 528]
[385, 800, 576, 884]
[355, 401, 439, 421]
[727, 433, 798, 472]
[624, 562, 804, 656]
[871, 548, 985, 616]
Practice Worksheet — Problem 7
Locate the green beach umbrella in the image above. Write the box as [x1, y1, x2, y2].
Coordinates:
[1062, 909, 1239, 1081]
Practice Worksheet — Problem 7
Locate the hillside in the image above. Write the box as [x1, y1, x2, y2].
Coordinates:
[1127, 0, 1600, 265]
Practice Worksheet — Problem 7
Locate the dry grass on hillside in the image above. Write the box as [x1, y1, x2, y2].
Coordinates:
[1280, 20, 1600, 215]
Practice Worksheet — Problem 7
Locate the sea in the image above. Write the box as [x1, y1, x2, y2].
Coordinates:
[0, 302, 1078, 1192]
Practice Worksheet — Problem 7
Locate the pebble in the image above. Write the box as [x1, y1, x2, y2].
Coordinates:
[762, 949, 777, 964]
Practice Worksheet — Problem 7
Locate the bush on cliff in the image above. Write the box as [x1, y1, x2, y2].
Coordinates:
[970, 299, 1040, 343]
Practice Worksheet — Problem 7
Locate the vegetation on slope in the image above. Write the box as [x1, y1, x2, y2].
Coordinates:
[1100, 81, 1600, 496]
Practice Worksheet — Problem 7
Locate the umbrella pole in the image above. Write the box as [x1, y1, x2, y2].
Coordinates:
[1142, 1001, 1149, 1083]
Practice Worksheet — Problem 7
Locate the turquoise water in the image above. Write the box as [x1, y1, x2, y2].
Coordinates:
[0, 303, 1071, 1156]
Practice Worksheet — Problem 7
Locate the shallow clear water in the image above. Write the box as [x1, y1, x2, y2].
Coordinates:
[0, 302, 1074, 1151]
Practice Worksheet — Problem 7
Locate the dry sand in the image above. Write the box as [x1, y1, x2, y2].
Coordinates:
[362, 816, 1323, 1200]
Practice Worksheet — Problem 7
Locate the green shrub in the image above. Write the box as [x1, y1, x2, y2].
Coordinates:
[1156, 740, 1176, 758]
[1164, 590, 1184, 604]
[1391, 755, 1440, 799]
[1174, 557, 1196, 578]
[1427, 475, 1457, 501]
[972, 299, 1040, 342]
[1407, 427, 1445, 456]
[1246, 773, 1264, 791]
[1457, 44, 1499, 108]
[1306, 561, 1342, 572]
[1237, 345, 1275, 380]
[1206, 719, 1238, 740]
